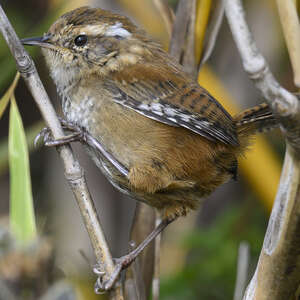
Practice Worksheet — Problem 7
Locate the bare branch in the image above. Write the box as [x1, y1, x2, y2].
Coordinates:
[169, 0, 193, 62]
[124, 240, 146, 300]
[182, 0, 197, 77]
[0, 5, 122, 299]
[224, 0, 300, 151]
[152, 211, 162, 300]
[234, 242, 250, 300]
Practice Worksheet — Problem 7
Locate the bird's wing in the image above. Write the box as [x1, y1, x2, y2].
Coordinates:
[107, 63, 238, 146]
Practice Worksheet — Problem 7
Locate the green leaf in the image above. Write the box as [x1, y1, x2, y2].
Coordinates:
[9, 94, 36, 246]
[0, 72, 19, 119]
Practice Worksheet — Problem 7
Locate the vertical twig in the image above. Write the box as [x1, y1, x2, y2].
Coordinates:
[124, 240, 146, 300]
[152, 210, 162, 300]
[125, 203, 156, 299]
[169, 0, 193, 61]
[182, 0, 197, 77]
[234, 242, 250, 300]
[0, 5, 123, 300]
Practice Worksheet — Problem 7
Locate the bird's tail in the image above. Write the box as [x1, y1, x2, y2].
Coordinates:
[233, 103, 278, 149]
[234, 102, 278, 135]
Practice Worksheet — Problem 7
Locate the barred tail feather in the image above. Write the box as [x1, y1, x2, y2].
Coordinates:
[233, 103, 279, 151]
[234, 103, 278, 136]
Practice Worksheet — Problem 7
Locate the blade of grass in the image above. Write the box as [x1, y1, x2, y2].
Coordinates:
[0, 72, 19, 119]
[0, 120, 44, 176]
[9, 94, 36, 246]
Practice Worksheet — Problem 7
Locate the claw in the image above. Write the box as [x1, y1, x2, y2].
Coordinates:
[94, 277, 106, 294]
[34, 127, 51, 147]
[93, 266, 105, 276]
[93, 265, 106, 294]
[34, 131, 42, 148]
[92, 256, 132, 293]
[94, 266, 108, 294]
[92, 218, 176, 293]
[34, 121, 84, 148]
[34, 118, 82, 148]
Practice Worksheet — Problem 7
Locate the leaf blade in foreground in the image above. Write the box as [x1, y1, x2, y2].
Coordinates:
[9, 94, 36, 246]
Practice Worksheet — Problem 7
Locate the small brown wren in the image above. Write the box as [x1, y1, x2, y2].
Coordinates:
[22, 6, 277, 291]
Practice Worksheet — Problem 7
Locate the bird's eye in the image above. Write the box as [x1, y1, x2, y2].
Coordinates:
[74, 35, 88, 46]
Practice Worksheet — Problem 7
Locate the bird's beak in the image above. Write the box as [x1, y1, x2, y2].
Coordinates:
[21, 34, 55, 50]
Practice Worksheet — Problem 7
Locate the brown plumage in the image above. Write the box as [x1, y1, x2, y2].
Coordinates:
[21, 6, 278, 290]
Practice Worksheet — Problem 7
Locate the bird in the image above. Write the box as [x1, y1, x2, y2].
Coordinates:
[21, 6, 278, 292]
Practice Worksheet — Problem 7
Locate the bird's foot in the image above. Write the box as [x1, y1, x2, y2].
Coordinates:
[34, 119, 86, 147]
[93, 217, 176, 293]
[35, 118, 129, 177]
[93, 255, 133, 293]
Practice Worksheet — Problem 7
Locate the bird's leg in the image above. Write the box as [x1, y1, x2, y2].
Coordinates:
[94, 215, 178, 293]
[35, 119, 129, 177]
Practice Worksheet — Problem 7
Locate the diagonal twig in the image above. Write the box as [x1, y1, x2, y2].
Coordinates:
[224, 0, 300, 151]
[0, 5, 123, 300]
[198, 0, 225, 69]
